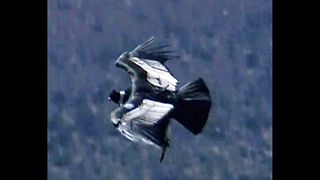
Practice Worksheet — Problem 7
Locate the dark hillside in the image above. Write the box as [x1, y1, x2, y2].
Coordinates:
[48, 0, 272, 179]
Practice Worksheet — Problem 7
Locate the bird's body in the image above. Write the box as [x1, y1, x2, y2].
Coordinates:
[108, 37, 212, 161]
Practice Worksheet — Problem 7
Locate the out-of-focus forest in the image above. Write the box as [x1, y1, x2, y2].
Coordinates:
[48, 0, 272, 179]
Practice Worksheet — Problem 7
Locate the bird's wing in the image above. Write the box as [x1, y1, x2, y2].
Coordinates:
[111, 98, 174, 147]
[121, 99, 173, 125]
[128, 37, 179, 91]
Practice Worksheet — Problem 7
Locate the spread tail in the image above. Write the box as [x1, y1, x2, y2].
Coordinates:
[172, 78, 212, 135]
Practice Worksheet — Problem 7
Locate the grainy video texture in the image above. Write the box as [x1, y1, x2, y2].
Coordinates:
[48, 0, 272, 179]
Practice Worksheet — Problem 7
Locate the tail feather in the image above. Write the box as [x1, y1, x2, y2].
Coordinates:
[172, 78, 212, 135]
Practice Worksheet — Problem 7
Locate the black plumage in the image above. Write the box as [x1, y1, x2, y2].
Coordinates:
[108, 37, 212, 162]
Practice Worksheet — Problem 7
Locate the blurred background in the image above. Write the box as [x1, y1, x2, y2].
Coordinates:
[48, 0, 272, 179]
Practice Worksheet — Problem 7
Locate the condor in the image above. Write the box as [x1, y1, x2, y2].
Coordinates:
[108, 37, 212, 162]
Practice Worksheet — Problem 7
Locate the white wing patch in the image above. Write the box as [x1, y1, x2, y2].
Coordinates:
[130, 57, 178, 91]
[144, 59, 168, 71]
[117, 99, 173, 147]
[122, 99, 174, 125]
[123, 103, 134, 109]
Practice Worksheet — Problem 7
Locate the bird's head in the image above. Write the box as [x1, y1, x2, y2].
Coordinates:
[108, 90, 120, 104]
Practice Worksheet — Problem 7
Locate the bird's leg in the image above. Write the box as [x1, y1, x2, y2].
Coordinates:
[160, 145, 167, 162]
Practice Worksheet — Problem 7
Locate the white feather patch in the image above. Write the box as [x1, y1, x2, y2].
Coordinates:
[116, 99, 173, 147]
[124, 103, 134, 109]
[130, 57, 178, 91]
[121, 99, 173, 125]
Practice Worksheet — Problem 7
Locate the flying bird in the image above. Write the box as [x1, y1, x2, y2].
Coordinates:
[108, 37, 212, 162]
